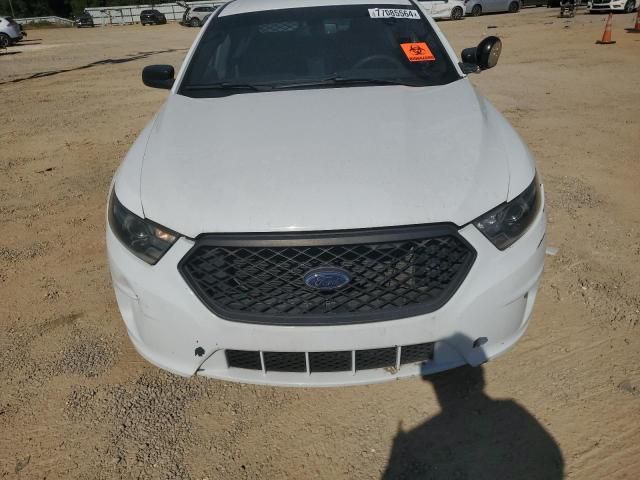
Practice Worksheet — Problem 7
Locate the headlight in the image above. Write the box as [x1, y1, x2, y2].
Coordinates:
[108, 192, 178, 264]
[473, 176, 541, 250]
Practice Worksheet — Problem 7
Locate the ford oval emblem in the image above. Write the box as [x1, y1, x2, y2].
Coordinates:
[303, 267, 351, 291]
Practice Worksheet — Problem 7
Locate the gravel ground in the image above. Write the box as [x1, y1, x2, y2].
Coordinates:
[1, 8, 640, 479]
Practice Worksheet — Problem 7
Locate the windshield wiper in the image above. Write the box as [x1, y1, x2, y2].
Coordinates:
[271, 76, 423, 89]
[184, 82, 274, 92]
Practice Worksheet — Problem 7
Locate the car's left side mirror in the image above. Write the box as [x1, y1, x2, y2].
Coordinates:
[459, 36, 502, 74]
[142, 64, 175, 89]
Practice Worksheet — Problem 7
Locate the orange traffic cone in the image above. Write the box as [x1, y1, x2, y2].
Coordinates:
[626, 9, 640, 33]
[597, 13, 616, 44]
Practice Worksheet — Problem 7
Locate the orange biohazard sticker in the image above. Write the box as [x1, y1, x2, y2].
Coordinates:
[400, 42, 435, 62]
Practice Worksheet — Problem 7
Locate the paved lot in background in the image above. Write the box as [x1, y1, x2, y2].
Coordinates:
[1, 9, 640, 479]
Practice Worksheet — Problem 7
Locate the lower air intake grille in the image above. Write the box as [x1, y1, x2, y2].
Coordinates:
[263, 351, 306, 372]
[225, 343, 433, 373]
[401, 342, 435, 365]
[225, 350, 261, 370]
[309, 351, 352, 373]
[179, 225, 476, 326]
[355, 347, 397, 371]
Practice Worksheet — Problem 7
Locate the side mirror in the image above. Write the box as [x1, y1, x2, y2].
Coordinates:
[459, 36, 502, 74]
[142, 64, 175, 89]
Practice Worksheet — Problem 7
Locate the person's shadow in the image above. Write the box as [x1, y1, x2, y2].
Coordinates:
[382, 364, 564, 479]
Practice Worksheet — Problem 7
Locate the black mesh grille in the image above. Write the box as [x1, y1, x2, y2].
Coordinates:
[226, 350, 261, 370]
[309, 351, 352, 373]
[225, 342, 433, 373]
[400, 343, 434, 365]
[356, 347, 397, 371]
[179, 225, 475, 325]
[263, 352, 306, 372]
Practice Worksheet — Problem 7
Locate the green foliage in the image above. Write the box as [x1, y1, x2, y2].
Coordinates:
[0, 0, 146, 17]
[0, 0, 52, 17]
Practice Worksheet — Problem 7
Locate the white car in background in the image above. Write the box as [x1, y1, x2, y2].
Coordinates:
[185, 5, 219, 27]
[0, 16, 24, 46]
[420, 0, 466, 19]
[587, 0, 637, 13]
[109, 0, 545, 386]
[465, 0, 522, 15]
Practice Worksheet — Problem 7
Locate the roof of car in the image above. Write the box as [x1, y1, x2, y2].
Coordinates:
[219, 0, 413, 16]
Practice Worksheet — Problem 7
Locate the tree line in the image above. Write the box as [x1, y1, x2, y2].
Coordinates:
[0, 0, 160, 18]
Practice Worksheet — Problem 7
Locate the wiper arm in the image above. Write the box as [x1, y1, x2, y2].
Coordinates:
[184, 82, 273, 92]
[272, 76, 422, 89]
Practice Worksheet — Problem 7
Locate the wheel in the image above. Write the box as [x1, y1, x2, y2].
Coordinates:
[189, 17, 201, 27]
[508, 1, 521, 12]
[471, 4, 483, 15]
[451, 6, 464, 19]
[0, 33, 9, 49]
[624, 0, 635, 13]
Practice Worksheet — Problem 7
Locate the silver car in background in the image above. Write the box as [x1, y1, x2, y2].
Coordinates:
[186, 5, 218, 27]
[0, 16, 23, 46]
[465, 0, 522, 15]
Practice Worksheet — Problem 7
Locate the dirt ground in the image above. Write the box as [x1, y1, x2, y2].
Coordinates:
[1, 7, 640, 479]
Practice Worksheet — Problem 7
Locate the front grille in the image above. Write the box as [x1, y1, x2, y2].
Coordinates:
[226, 342, 434, 373]
[179, 225, 475, 326]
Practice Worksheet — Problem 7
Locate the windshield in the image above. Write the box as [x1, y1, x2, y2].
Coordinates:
[180, 4, 459, 97]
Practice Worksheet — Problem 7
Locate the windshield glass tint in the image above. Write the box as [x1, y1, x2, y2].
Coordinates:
[180, 4, 459, 96]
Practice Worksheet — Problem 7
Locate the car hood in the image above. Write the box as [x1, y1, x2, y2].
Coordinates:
[139, 79, 519, 238]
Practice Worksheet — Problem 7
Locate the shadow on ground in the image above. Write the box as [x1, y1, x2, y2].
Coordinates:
[0, 48, 187, 85]
[382, 365, 564, 480]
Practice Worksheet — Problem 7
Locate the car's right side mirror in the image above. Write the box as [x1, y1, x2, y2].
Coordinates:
[459, 36, 502, 74]
[142, 64, 175, 89]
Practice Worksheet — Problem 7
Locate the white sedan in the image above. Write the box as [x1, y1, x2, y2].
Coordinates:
[108, 0, 545, 386]
[419, 0, 466, 19]
[465, 0, 522, 15]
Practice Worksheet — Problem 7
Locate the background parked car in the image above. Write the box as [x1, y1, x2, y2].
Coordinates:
[521, 0, 544, 6]
[140, 9, 167, 26]
[0, 16, 23, 45]
[185, 5, 218, 27]
[419, 0, 467, 19]
[465, 0, 522, 15]
[75, 12, 95, 28]
[587, 0, 637, 12]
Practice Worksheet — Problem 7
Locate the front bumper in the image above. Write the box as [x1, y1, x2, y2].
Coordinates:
[589, 2, 627, 9]
[107, 196, 546, 387]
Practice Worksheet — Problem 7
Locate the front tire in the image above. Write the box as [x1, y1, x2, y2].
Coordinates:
[189, 17, 201, 27]
[0, 33, 9, 49]
[509, 1, 521, 12]
[624, 0, 635, 13]
[471, 4, 483, 15]
[451, 6, 465, 19]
